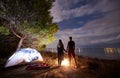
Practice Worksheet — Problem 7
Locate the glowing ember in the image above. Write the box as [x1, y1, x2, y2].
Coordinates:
[61, 59, 69, 66]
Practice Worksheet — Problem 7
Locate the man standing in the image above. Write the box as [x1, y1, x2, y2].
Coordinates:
[67, 37, 77, 67]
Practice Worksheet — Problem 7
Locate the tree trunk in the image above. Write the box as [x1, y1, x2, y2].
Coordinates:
[10, 25, 26, 51]
[16, 37, 24, 51]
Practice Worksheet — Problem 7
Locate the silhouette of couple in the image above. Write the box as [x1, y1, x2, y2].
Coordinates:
[57, 37, 77, 67]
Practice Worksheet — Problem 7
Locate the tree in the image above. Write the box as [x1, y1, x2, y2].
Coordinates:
[0, 0, 58, 51]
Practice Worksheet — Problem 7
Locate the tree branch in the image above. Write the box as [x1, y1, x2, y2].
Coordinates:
[10, 24, 22, 39]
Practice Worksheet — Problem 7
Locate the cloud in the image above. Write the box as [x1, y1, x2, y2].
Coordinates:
[50, 0, 120, 22]
[55, 9, 120, 47]
[48, 0, 120, 48]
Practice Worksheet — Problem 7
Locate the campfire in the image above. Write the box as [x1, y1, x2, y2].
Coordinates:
[55, 58, 71, 67]
[61, 59, 69, 67]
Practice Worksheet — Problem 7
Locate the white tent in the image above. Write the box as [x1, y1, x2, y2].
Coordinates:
[5, 48, 43, 67]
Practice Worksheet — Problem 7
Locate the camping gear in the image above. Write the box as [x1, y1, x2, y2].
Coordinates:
[26, 62, 50, 70]
[5, 48, 43, 67]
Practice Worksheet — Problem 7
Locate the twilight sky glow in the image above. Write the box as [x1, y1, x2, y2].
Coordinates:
[47, 0, 120, 48]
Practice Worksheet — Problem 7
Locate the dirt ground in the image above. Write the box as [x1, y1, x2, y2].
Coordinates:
[0, 52, 120, 78]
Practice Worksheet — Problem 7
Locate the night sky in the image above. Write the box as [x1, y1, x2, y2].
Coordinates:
[47, 0, 120, 48]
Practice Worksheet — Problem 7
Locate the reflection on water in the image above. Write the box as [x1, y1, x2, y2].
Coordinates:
[75, 48, 120, 60]
[46, 48, 120, 60]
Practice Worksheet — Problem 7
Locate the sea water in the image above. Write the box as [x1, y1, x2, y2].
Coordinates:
[75, 48, 120, 60]
[46, 48, 120, 60]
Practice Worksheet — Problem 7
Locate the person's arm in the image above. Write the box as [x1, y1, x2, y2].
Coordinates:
[66, 42, 69, 53]
[73, 41, 75, 51]
[62, 44, 66, 52]
[57, 44, 60, 51]
[62, 44, 67, 54]
[67, 41, 70, 50]
[63, 46, 66, 52]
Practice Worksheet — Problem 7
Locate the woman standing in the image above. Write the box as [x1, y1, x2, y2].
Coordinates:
[57, 39, 66, 66]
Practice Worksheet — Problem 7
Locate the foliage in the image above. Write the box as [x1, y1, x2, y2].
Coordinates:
[0, 0, 58, 49]
[0, 26, 10, 35]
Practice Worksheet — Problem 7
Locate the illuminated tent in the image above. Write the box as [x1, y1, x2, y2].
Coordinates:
[5, 48, 43, 67]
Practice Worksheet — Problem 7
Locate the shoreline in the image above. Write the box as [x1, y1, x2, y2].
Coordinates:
[0, 51, 120, 78]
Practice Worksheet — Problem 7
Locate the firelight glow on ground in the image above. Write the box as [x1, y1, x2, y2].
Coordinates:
[56, 58, 70, 67]
[61, 59, 70, 67]
[55, 58, 77, 67]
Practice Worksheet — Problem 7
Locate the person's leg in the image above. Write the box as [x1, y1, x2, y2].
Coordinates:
[58, 53, 60, 66]
[60, 53, 63, 66]
[61, 53, 64, 65]
[68, 50, 72, 66]
[72, 50, 77, 67]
